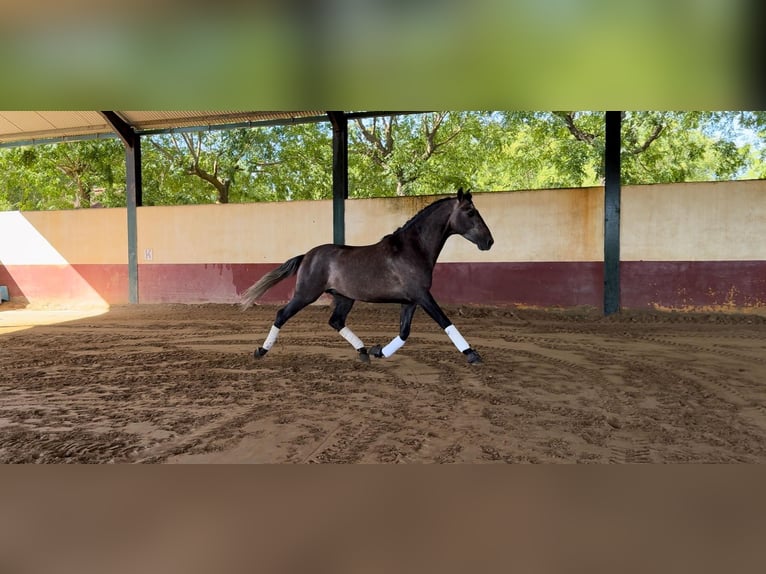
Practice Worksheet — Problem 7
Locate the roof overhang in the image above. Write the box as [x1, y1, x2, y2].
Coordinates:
[0, 111, 326, 147]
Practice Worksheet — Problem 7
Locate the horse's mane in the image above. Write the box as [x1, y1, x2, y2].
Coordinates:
[390, 196, 455, 237]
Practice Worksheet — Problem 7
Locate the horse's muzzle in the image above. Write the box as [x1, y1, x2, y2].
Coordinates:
[478, 236, 494, 251]
[465, 230, 494, 251]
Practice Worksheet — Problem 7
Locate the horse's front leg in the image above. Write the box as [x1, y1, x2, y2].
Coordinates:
[370, 303, 417, 359]
[417, 292, 482, 364]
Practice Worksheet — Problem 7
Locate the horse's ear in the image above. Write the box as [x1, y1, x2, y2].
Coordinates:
[465, 188, 473, 201]
[457, 187, 464, 201]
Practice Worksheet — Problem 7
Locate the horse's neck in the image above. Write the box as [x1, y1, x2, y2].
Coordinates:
[399, 204, 453, 267]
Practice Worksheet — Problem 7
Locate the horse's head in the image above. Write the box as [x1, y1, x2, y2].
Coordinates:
[450, 188, 494, 251]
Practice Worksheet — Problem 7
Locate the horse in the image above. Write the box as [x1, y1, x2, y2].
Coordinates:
[240, 188, 494, 363]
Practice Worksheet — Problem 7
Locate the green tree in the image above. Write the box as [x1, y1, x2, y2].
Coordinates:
[733, 111, 766, 179]
[147, 130, 258, 204]
[246, 123, 332, 202]
[548, 111, 751, 185]
[0, 139, 124, 210]
[349, 112, 480, 197]
[2, 111, 763, 211]
[144, 123, 332, 204]
[475, 111, 601, 190]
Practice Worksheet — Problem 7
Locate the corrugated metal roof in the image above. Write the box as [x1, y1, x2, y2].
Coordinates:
[0, 111, 326, 146]
[0, 111, 111, 143]
[118, 111, 325, 131]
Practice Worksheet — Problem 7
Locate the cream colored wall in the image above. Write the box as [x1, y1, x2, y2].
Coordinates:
[621, 180, 766, 261]
[136, 200, 333, 264]
[4, 181, 765, 267]
[346, 188, 604, 262]
[1, 208, 127, 265]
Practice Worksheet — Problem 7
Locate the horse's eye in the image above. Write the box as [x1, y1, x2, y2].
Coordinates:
[466, 208, 476, 217]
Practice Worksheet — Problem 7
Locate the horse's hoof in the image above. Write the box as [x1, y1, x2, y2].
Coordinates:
[358, 349, 371, 363]
[369, 345, 384, 358]
[463, 348, 482, 364]
[253, 347, 269, 359]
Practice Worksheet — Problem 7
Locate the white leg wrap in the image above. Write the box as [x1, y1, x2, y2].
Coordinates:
[381, 336, 406, 357]
[262, 325, 280, 351]
[445, 324, 470, 352]
[339, 326, 365, 350]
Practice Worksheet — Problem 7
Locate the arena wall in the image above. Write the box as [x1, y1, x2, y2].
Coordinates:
[1, 180, 765, 311]
[135, 201, 331, 303]
[0, 209, 127, 307]
[621, 180, 766, 310]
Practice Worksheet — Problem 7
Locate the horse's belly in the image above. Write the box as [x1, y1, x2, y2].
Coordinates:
[333, 281, 409, 303]
[326, 248, 427, 303]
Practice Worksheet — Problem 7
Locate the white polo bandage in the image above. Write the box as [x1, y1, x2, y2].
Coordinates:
[339, 327, 365, 350]
[445, 324, 470, 352]
[381, 336, 406, 357]
[262, 325, 280, 350]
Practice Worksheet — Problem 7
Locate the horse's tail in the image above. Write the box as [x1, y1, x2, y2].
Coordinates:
[240, 254, 305, 310]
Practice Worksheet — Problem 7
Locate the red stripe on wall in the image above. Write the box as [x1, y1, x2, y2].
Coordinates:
[0, 265, 23, 300]
[139, 262, 604, 307]
[4, 261, 765, 311]
[0, 264, 127, 305]
[138, 263, 296, 304]
[73, 264, 129, 303]
[432, 262, 604, 307]
[621, 260, 766, 309]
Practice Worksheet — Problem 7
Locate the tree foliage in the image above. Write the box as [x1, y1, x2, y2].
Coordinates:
[1, 111, 763, 211]
[143, 124, 332, 204]
[349, 112, 478, 196]
[0, 139, 124, 210]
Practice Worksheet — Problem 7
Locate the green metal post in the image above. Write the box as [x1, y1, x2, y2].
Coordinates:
[100, 111, 142, 303]
[604, 111, 622, 315]
[328, 112, 348, 245]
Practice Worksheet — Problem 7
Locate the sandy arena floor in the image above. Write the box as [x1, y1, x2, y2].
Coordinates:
[1, 302, 765, 463]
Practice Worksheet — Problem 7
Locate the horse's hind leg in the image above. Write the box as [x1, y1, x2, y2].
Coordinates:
[254, 295, 317, 358]
[328, 294, 368, 361]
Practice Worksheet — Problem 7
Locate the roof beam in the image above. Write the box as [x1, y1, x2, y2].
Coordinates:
[99, 111, 135, 148]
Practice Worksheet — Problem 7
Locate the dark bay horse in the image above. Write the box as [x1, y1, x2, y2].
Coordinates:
[240, 188, 494, 363]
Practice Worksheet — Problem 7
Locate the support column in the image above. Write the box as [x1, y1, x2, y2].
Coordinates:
[604, 111, 622, 315]
[100, 111, 142, 303]
[124, 139, 141, 303]
[328, 111, 348, 245]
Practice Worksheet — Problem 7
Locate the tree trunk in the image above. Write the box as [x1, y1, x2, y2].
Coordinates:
[218, 179, 231, 204]
[73, 178, 91, 208]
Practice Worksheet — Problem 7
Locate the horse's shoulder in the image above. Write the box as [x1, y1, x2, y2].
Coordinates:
[382, 231, 405, 253]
